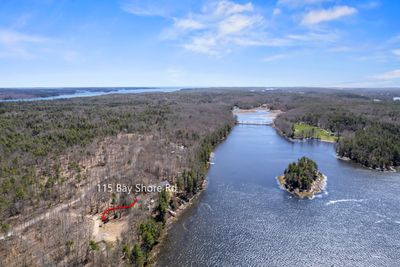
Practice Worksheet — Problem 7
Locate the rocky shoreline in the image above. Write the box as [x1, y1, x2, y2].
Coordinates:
[336, 155, 397, 172]
[277, 172, 327, 199]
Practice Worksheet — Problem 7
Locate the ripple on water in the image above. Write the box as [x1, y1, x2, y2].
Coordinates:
[156, 124, 400, 267]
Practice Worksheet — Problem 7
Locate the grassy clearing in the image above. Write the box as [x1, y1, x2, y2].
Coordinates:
[293, 123, 338, 142]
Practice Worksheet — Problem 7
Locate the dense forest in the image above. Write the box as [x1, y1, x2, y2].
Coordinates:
[0, 89, 281, 266]
[273, 90, 400, 170]
[283, 157, 320, 192]
[0, 97, 178, 220]
[336, 123, 400, 170]
[1, 88, 399, 221]
[1, 88, 400, 266]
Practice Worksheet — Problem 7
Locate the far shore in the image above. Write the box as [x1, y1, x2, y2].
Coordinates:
[232, 106, 283, 119]
[285, 136, 337, 144]
[336, 155, 398, 172]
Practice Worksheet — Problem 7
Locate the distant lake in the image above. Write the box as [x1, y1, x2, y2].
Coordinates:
[0, 87, 181, 102]
[155, 110, 400, 266]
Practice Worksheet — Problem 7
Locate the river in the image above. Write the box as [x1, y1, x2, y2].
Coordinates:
[155, 110, 400, 267]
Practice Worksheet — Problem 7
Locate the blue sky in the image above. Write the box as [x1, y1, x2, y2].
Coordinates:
[0, 0, 399, 87]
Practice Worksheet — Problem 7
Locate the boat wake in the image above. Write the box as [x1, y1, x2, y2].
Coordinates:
[326, 199, 365, 206]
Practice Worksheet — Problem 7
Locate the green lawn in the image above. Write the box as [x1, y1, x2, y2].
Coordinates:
[293, 123, 338, 142]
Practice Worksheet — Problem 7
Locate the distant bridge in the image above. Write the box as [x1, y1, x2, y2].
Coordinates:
[236, 121, 272, 126]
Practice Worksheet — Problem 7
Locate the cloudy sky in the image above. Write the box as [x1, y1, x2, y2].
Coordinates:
[0, 0, 399, 87]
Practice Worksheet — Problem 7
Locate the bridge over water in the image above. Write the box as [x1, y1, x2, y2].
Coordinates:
[236, 121, 273, 126]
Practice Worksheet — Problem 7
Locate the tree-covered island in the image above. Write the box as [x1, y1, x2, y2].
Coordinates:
[278, 157, 326, 198]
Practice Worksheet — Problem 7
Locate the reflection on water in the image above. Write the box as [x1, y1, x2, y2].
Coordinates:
[156, 111, 400, 267]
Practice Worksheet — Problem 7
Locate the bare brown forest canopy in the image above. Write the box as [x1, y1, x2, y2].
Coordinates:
[0, 88, 400, 266]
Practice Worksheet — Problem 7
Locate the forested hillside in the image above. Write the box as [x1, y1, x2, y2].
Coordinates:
[273, 90, 400, 170]
[0, 89, 288, 266]
[2, 89, 399, 222]
[0, 91, 239, 266]
[1, 88, 399, 266]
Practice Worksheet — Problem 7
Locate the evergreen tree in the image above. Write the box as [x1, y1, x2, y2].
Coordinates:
[132, 244, 145, 267]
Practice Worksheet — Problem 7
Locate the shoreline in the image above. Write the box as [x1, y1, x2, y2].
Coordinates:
[146, 121, 232, 265]
[149, 105, 395, 266]
[281, 135, 337, 144]
[272, 125, 337, 144]
[295, 137, 337, 143]
[148, 178, 208, 266]
[336, 155, 398, 173]
[272, 119, 398, 172]
[232, 106, 268, 114]
[148, 119, 230, 265]
[276, 128, 397, 172]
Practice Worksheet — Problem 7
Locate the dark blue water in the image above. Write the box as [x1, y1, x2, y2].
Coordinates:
[0, 87, 181, 102]
[156, 112, 400, 267]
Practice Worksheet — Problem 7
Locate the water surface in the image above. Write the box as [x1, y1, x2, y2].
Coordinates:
[156, 111, 400, 267]
[0, 87, 181, 102]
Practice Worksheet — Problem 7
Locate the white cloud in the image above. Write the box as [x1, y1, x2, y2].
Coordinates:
[263, 53, 291, 62]
[287, 31, 338, 43]
[0, 29, 47, 45]
[0, 46, 35, 59]
[231, 37, 291, 47]
[218, 14, 262, 35]
[210, 1, 254, 16]
[182, 35, 219, 55]
[272, 8, 281, 16]
[0, 29, 49, 59]
[301, 6, 358, 26]
[156, 0, 358, 56]
[328, 46, 353, 52]
[392, 49, 400, 56]
[278, 0, 330, 8]
[174, 18, 205, 30]
[387, 35, 400, 45]
[373, 69, 400, 80]
[166, 0, 266, 55]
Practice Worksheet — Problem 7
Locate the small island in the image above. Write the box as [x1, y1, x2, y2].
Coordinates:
[277, 157, 326, 199]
